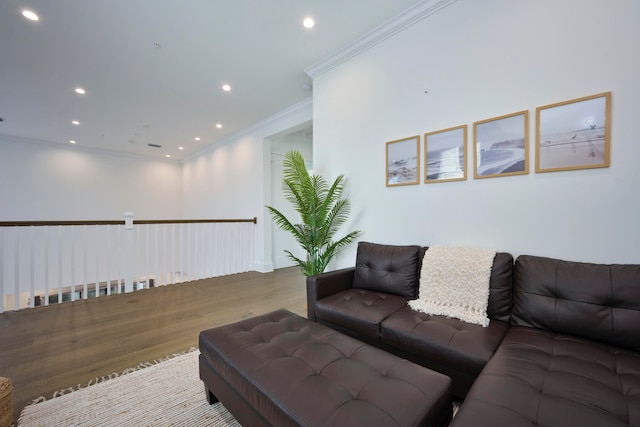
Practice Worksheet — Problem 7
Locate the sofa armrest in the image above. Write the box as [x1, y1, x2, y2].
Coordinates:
[306, 267, 355, 321]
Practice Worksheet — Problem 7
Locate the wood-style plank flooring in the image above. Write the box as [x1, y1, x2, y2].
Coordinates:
[0, 267, 307, 425]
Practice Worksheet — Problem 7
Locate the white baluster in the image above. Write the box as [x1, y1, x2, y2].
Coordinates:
[29, 226, 35, 308]
[170, 223, 175, 284]
[178, 223, 183, 283]
[161, 223, 167, 286]
[116, 224, 122, 294]
[123, 212, 134, 293]
[70, 226, 76, 302]
[44, 226, 50, 306]
[14, 227, 20, 310]
[57, 226, 63, 304]
[154, 223, 159, 287]
[82, 225, 88, 300]
[94, 225, 100, 298]
[106, 224, 111, 296]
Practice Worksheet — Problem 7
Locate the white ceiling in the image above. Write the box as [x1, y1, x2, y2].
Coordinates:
[0, 0, 421, 161]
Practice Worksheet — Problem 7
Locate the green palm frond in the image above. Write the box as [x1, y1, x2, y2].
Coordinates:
[266, 150, 361, 276]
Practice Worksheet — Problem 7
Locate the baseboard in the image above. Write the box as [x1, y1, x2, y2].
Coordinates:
[254, 261, 274, 273]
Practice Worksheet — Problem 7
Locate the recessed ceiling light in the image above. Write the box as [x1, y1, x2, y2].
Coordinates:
[216, 123, 222, 129]
[75, 87, 86, 95]
[179, 146, 184, 150]
[303, 17, 315, 29]
[195, 136, 200, 141]
[72, 120, 80, 125]
[69, 140, 76, 144]
[22, 10, 39, 21]
[222, 84, 231, 92]
[165, 154, 171, 158]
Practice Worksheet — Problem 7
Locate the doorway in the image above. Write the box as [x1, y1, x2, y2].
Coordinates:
[269, 125, 312, 269]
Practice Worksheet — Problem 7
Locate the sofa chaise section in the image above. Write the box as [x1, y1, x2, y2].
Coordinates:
[451, 254, 640, 426]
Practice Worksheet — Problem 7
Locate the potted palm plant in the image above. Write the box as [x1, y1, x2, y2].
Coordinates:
[267, 150, 361, 276]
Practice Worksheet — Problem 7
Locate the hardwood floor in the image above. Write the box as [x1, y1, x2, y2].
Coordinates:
[0, 267, 307, 424]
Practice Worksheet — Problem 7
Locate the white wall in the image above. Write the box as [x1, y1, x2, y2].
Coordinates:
[0, 137, 182, 220]
[181, 99, 312, 272]
[313, 0, 640, 266]
[0, 98, 311, 278]
[4, 0, 637, 274]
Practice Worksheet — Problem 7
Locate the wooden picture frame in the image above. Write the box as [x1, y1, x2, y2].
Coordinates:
[474, 110, 529, 179]
[424, 125, 467, 183]
[536, 92, 611, 173]
[386, 135, 420, 187]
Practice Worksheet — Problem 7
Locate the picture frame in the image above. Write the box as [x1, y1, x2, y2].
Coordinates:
[536, 92, 611, 173]
[386, 135, 420, 187]
[473, 110, 529, 179]
[424, 125, 467, 183]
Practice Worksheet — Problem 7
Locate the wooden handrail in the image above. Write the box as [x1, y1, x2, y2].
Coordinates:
[0, 217, 257, 227]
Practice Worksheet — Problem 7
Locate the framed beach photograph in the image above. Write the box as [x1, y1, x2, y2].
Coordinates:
[386, 135, 420, 187]
[536, 92, 611, 173]
[474, 110, 529, 179]
[424, 125, 467, 183]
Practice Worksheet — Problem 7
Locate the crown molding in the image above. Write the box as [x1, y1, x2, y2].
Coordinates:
[305, 0, 458, 79]
[184, 97, 313, 162]
[0, 133, 180, 164]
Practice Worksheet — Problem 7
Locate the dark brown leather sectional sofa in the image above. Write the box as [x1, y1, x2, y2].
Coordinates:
[307, 242, 640, 426]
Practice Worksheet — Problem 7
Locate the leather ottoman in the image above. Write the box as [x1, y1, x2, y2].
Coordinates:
[199, 309, 452, 427]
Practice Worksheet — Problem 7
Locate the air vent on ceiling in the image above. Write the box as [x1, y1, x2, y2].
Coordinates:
[147, 143, 162, 148]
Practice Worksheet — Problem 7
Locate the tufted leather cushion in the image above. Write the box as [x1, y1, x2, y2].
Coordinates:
[450, 326, 640, 427]
[353, 242, 422, 298]
[380, 306, 510, 398]
[314, 289, 409, 341]
[306, 267, 355, 322]
[199, 309, 453, 427]
[512, 255, 640, 352]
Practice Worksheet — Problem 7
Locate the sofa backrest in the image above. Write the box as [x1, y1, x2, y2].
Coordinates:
[512, 254, 640, 352]
[417, 248, 514, 322]
[353, 242, 422, 299]
[486, 252, 515, 323]
[352, 242, 514, 322]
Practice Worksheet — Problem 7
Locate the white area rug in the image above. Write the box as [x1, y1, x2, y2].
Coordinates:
[18, 349, 240, 427]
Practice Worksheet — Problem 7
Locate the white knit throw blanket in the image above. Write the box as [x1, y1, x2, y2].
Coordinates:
[409, 245, 496, 327]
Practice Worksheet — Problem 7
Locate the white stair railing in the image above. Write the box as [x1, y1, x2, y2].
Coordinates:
[0, 215, 257, 312]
